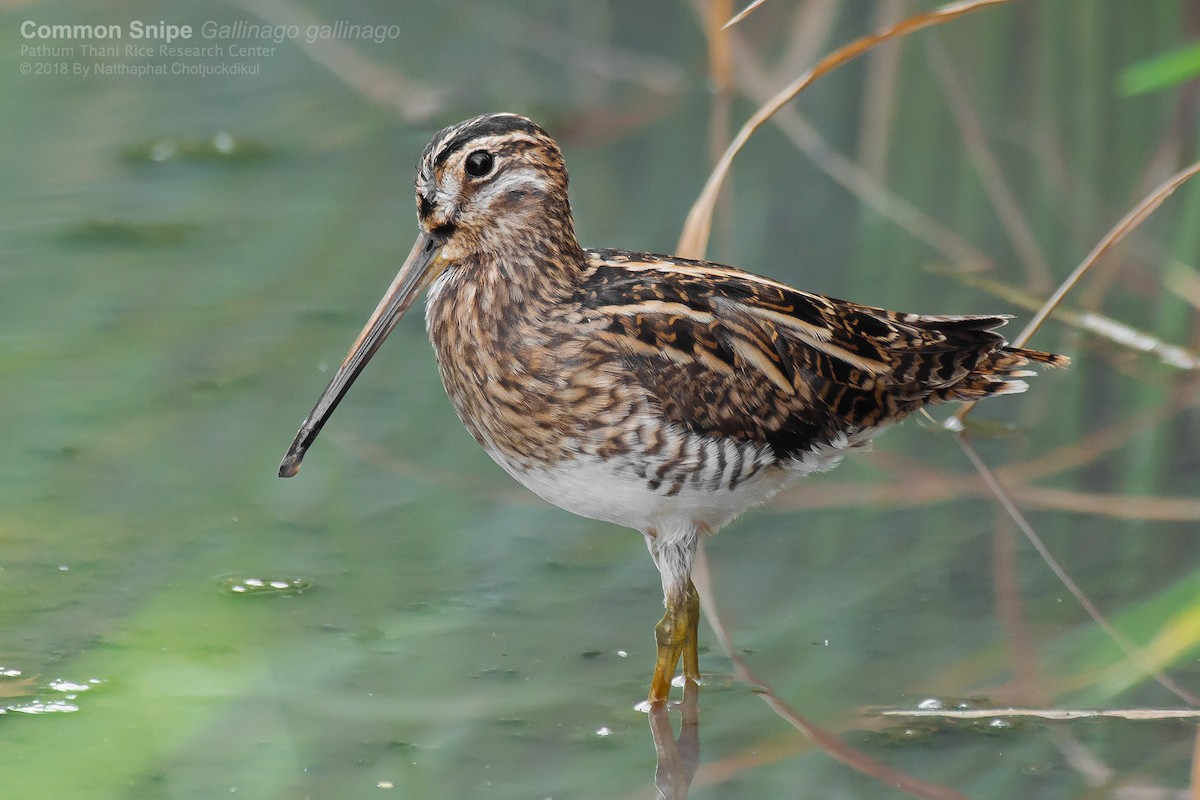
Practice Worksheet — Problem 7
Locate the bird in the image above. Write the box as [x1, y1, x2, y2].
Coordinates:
[279, 113, 1068, 705]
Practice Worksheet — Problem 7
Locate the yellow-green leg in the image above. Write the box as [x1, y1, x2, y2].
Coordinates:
[649, 580, 701, 704]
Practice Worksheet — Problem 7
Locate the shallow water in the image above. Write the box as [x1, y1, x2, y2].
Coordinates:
[3, 2, 1200, 798]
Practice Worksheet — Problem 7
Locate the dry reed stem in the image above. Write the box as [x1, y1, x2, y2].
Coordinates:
[956, 159, 1200, 423]
[704, 0, 736, 248]
[341, 406, 1200, 521]
[1013, 158, 1200, 349]
[720, 25, 993, 270]
[992, 513, 1052, 705]
[1192, 726, 1200, 800]
[772, 402, 1200, 520]
[723, 0, 769, 29]
[956, 432, 1200, 706]
[237, 0, 440, 120]
[773, 0, 841, 81]
[858, 0, 906, 180]
[685, 0, 985, 265]
[877, 707, 1200, 720]
[1080, 79, 1200, 310]
[1167, 262, 1200, 311]
[932, 267, 1200, 370]
[1011, 487, 1200, 522]
[774, 475, 1200, 521]
[926, 38, 1055, 292]
[1010, 385, 1193, 481]
[706, 0, 735, 92]
[692, 544, 971, 800]
[677, 0, 1011, 259]
[474, 6, 685, 96]
[686, 741, 818, 793]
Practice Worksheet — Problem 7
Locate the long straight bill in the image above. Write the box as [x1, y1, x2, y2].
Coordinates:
[279, 231, 444, 477]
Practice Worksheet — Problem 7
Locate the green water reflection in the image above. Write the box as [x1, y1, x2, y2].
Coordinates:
[3, 1, 1199, 798]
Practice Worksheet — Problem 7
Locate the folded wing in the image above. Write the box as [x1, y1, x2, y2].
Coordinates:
[579, 250, 1067, 460]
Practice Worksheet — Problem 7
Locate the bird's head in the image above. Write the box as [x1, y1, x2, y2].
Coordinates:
[414, 113, 575, 263]
[278, 113, 577, 477]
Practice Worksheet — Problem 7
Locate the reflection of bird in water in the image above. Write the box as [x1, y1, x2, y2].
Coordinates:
[650, 679, 699, 799]
[279, 113, 1069, 704]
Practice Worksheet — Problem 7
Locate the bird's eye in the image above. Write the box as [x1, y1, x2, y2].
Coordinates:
[465, 150, 494, 178]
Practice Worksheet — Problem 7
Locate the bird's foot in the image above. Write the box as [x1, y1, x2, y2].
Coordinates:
[649, 581, 701, 704]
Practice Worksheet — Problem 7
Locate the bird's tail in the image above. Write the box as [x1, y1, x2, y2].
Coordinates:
[936, 345, 1070, 401]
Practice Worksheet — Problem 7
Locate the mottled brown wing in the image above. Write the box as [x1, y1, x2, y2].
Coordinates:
[579, 250, 1058, 459]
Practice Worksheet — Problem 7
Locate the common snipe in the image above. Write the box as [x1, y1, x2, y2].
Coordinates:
[280, 113, 1068, 704]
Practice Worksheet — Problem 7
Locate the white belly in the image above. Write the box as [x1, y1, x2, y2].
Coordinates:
[482, 425, 878, 534]
[504, 455, 790, 532]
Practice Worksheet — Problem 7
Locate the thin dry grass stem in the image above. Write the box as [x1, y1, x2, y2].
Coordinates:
[331, 430, 531, 502]
[1019, 156, 1200, 349]
[723, 0, 769, 29]
[877, 707, 1200, 721]
[677, 0, 1011, 259]
[773, 0, 840, 81]
[956, 432, 1200, 706]
[1072, 311, 1200, 372]
[955, 159, 1200, 424]
[1048, 722, 1195, 800]
[706, 0, 735, 92]
[828, 395, 1200, 521]
[992, 512, 1051, 705]
[344, 392, 1200, 522]
[775, 416, 1200, 520]
[1053, 725, 1190, 799]
[701, 0, 982, 265]
[1167, 262, 1200, 311]
[926, 38, 1054, 292]
[773, 477, 1200, 522]
[1021, 129, 1096, 257]
[721, 29, 993, 270]
[932, 267, 1200, 370]
[858, 0, 906, 180]
[1135, 81, 1200, 204]
[1010, 488, 1200, 522]
[692, 545, 971, 800]
[1081, 82, 1200, 311]
[474, 6, 685, 96]
[1192, 727, 1200, 800]
[236, 0, 440, 120]
[1010, 392, 1186, 481]
[1051, 732, 1120, 792]
[0, 674, 38, 699]
[704, 0, 735, 248]
[686, 741, 820, 793]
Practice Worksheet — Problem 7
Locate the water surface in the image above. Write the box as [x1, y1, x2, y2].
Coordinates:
[3, 2, 1199, 798]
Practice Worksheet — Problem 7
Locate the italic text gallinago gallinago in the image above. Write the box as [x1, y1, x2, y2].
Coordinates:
[280, 113, 1068, 704]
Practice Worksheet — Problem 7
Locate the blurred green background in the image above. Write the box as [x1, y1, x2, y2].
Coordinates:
[2, 1, 1199, 798]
